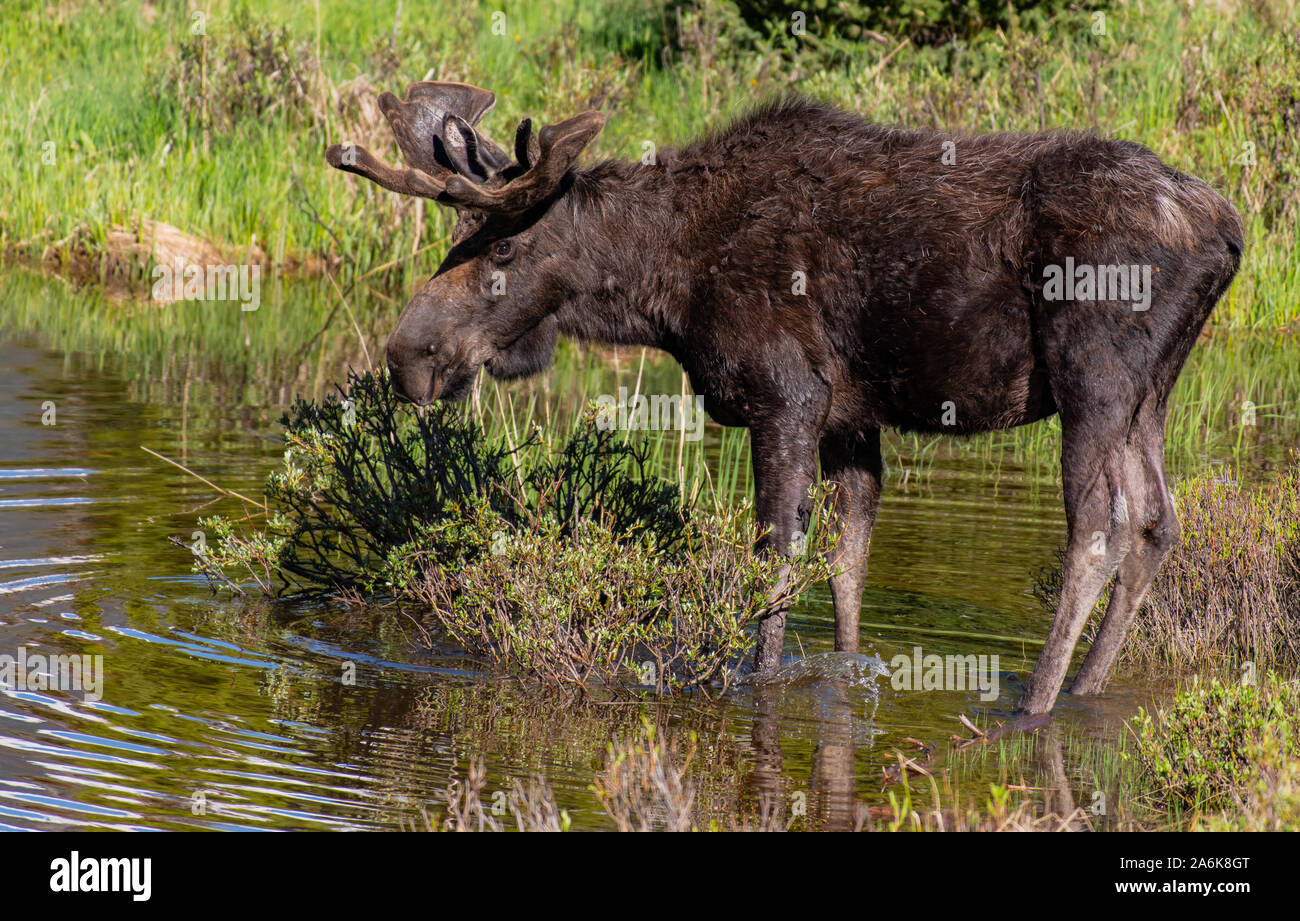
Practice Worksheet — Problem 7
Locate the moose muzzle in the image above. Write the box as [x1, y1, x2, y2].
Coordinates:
[385, 312, 485, 405]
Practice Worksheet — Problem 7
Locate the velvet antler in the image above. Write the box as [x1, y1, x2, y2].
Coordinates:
[326, 81, 603, 214]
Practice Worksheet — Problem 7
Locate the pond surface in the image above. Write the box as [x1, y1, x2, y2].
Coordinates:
[0, 273, 1295, 830]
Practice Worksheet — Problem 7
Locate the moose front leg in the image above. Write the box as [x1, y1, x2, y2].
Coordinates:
[820, 430, 883, 653]
[750, 418, 820, 677]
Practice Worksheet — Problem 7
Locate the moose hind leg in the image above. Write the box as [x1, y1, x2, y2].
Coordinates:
[820, 431, 883, 653]
[1019, 424, 1134, 714]
[1071, 406, 1178, 695]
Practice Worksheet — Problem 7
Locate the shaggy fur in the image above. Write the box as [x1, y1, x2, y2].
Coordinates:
[335, 92, 1243, 712]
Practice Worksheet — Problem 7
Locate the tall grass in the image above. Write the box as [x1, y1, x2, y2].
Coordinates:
[1, 0, 1297, 326]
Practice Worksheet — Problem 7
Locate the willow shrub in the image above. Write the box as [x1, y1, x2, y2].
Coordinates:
[1198, 727, 1300, 832]
[1033, 460, 1300, 671]
[1131, 675, 1300, 813]
[195, 370, 832, 693]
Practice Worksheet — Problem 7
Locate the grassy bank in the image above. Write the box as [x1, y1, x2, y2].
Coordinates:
[1, 0, 1297, 328]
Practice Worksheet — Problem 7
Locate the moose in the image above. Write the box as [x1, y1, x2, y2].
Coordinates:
[326, 81, 1242, 713]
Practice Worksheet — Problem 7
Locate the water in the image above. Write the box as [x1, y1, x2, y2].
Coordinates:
[0, 274, 1295, 831]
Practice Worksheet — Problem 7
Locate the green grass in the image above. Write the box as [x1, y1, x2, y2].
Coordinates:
[1, 0, 1297, 326]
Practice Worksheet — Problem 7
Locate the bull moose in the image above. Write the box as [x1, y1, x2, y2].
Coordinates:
[326, 81, 1242, 713]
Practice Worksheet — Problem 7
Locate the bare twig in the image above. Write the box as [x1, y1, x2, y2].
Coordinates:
[141, 445, 266, 511]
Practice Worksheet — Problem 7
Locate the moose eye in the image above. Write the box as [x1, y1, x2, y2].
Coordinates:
[490, 239, 515, 262]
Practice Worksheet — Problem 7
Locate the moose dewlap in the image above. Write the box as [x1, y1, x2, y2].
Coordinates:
[327, 82, 1242, 713]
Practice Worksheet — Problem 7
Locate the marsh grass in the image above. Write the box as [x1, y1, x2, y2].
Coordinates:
[1133, 465, 1300, 669]
[2, 0, 1296, 327]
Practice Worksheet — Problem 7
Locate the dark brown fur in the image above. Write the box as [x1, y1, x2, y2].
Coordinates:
[331, 91, 1243, 712]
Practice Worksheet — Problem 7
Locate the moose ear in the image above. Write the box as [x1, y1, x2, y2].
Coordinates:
[444, 110, 606, 213]
[536, 110, 605, 171]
